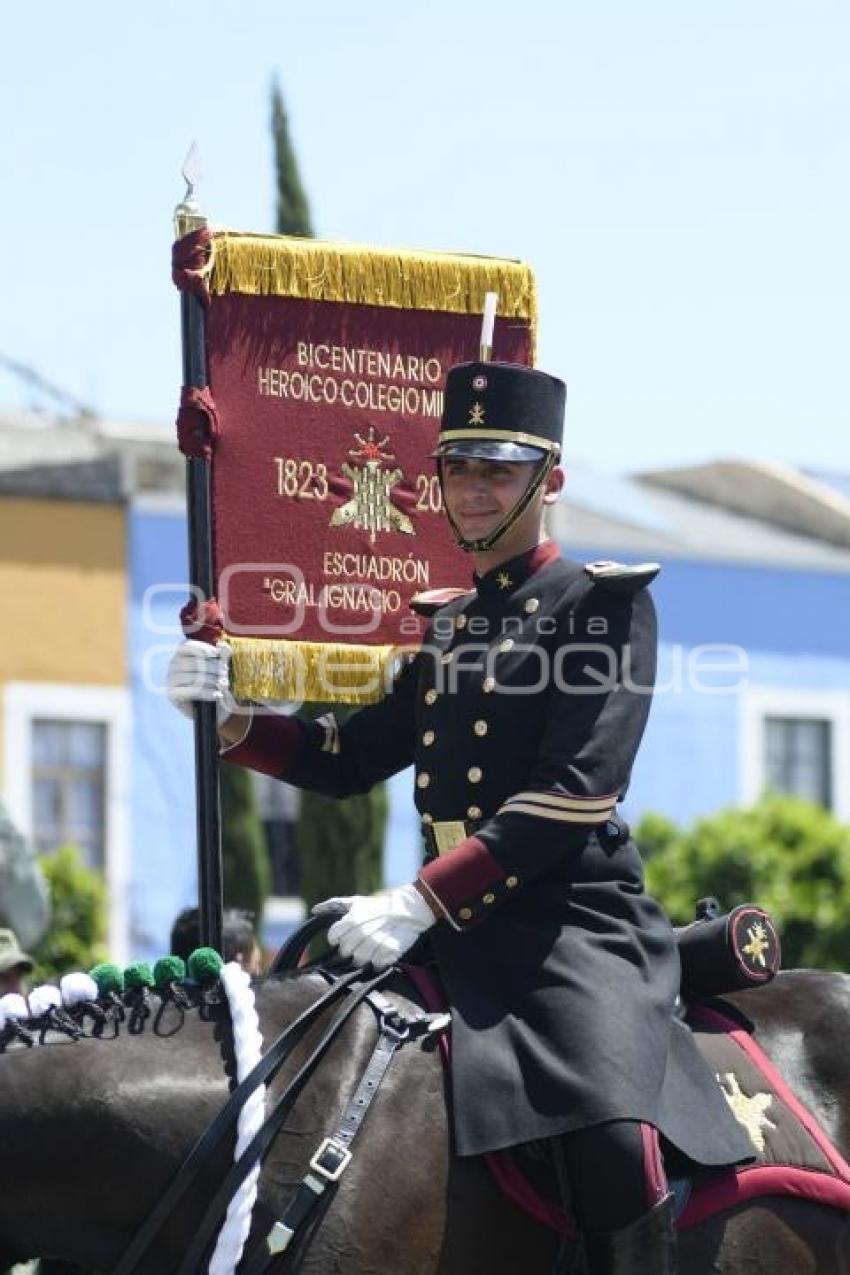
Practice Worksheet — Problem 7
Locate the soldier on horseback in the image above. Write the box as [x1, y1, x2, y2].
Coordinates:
[169, 359, 753, 1273]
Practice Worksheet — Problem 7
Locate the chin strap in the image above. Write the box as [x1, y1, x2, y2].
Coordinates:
[439, 451, 558, 553]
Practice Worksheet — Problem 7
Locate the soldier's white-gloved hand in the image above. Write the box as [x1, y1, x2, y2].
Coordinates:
[313, 885, 436, 971]
[167, 640, 237, 724]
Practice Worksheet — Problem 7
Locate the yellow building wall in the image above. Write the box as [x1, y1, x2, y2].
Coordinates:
[0, 497, 126, 779]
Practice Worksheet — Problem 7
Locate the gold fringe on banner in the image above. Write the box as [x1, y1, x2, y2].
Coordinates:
[227, 635, 398, 705]
[209, 231, 537, 332]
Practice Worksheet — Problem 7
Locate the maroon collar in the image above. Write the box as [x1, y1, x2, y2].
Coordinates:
[474, 539, 560, 597]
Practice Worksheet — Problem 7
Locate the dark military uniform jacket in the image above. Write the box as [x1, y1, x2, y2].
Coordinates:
[225, 540, 753, 1164]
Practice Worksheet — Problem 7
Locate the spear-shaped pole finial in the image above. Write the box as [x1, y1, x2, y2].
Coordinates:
[173, 141, 207, 238]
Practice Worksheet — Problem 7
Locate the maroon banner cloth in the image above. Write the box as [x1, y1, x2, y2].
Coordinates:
[205, 294, 532, 647]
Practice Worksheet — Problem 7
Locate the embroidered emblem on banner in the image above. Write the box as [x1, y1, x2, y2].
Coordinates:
[718, 1072, 776, 1153]
[497, 571, 513, 590]
[330, 428, 414, 544]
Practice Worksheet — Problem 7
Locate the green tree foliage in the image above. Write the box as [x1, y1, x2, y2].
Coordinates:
[31, 844, 107, 982]
[220, 764, 270, 929]
[293, 704, 389, 910]
[272, 79, 314, 237]
[638, 794, 850, 970]
[297, 780, 388, 912]
[269, 81, 389, 905]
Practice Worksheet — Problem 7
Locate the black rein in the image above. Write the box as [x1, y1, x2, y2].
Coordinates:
[112, 910, 369, 1275]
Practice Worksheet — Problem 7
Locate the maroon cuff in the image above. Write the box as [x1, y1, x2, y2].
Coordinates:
[418, 836, 510, 929]
[221, 712, 303, 777]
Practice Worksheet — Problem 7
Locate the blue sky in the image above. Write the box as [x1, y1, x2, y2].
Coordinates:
[1, 1, 848, 473]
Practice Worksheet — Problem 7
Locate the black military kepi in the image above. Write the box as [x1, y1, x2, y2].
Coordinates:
[433, 360, 566, 552]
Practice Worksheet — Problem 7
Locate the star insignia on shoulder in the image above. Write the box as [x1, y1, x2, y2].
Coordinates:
[468, 401, 485, 425]
[496, 571, 513, 590]
[717, 1072, 776, 1154]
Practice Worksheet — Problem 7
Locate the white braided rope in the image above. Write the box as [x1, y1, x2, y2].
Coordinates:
[208, 962, 266, 1275]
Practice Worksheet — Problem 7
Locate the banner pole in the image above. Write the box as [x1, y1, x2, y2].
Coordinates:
[174, 152, 223, 956]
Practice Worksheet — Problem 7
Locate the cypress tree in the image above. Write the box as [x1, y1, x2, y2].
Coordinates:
[270, 82, 388, 906]
[297, 781, 388, 913]
[220, 764, 270, 927]
[271, 79, 314, 237]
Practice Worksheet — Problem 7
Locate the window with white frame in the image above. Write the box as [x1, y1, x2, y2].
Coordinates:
[3, 682, 131, 963]
[31, 719, 107, 869]
[741, 688, 850, 820]
[763, 716, 832, 808]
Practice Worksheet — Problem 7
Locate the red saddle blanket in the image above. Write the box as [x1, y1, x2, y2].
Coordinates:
[403, 967, 850, 1233]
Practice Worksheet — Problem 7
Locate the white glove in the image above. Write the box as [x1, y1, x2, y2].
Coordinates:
[167, 640, 238, 724]
[314, 885, 436, 971]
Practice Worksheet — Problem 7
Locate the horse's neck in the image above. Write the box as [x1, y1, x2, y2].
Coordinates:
[254, 974, 385, 1190]
[0, 1000, 235, 1268]
[0, 972, 433, 1269]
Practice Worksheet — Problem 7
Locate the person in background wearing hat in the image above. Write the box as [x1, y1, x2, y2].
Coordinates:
[168, 359, 752, 1274]
[0, 927, 35, 997]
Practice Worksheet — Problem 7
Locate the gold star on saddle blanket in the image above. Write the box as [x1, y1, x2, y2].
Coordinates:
[716, 1072, 776, 1153]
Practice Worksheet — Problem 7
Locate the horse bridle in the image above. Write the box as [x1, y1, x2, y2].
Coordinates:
[112, 914, 445, 1274]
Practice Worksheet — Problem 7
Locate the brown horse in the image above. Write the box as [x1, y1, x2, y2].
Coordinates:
[0, 966, 849, 1273]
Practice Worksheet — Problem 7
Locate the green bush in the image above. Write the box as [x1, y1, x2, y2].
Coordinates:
[31, 844, 108, 982]
[638, 794, 850, 970]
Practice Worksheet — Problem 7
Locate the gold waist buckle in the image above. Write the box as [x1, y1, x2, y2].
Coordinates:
[431, 820, 469, 856]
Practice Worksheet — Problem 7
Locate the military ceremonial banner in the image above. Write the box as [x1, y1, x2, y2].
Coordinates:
[175, 230, 537, 704]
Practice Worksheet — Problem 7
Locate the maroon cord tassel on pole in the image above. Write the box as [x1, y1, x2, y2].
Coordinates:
[172, 226, 214, 306]
[180, 596, 225, 645]
[176, 385, 220, 461]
